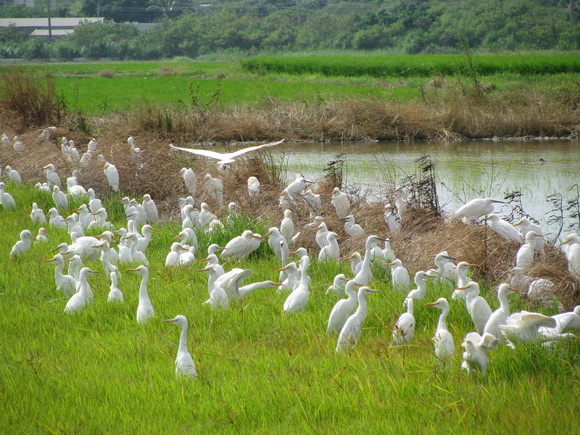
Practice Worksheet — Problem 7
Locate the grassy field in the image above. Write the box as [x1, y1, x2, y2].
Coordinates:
[1, 182, 579, 433]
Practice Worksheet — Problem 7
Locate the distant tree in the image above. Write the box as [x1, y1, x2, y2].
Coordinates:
[81, 0, 162, 23]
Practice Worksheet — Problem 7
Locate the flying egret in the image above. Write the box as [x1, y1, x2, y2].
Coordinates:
[560, 233, 580, 279]
[339, 215, 364, 237]
[247, 176, 260, 198]
[103, 161, 120, 192]
[165, 315, 197, 378]
[0, 182, 16, 210]
[484, 214, 523, 243]
[461, 332, 499, 376]
[457, 281, 492, 335]
[483, 283, 519, 342]
[452, 198, 504, 224]
[44, 253, 77, 295]
[204, 174, 223, 206]
[384, 203, 402, 234]
[64, 268, 100, 313]
[425, 297, 455, 363]
[331, 187, 350, 219]
[387, 259, 411, 292]
[107, 270, 124, 302]
[180, 168, 197, 197]
[392, 297, 415, 345]
[327, 280, 361, 333]
[283, 256, 311, 313]
[336, 286, 379, 352]
[127, 265, 154, 323]
[30, 203, 46, 224]
[170, 139, 284, 171]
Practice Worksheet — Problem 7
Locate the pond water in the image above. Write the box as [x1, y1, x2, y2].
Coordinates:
[270, 139, 580, 241]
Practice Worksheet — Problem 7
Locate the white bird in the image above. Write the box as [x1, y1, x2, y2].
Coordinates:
[180, 245, 196, 266]
[247, 176, 260, 198]
[300, 189, 321, 217]
[123, 232, 149, 265]
[461, 332, 499, 376]
[560, 233, 580, 279]
[47, 207, 66, 229]
[346, 251, 363, 276]
[283, 256, 311, 313]
[103, 161, 120, 192]
[172, 227, 197, 252]
[484, 214, 523, 243]
[457, 281, 492, 335]
[35, 227, 48, 244]
[381, 238, 396, 262]
[392, 297, 415, 345]
[64, 267, 100, 313]
[127, 265, 154, 323]
[30, 203, 46, 224]
[136, 224, 158, 253]
[499, 310, 557, 348]
[204, 174, 223, 206]
[64, 213, 84, 237]
[52, 185, 68, 212]
[451, 262, 477, 300]
[55, 235, 101, 262]
[13, 136, 23, 152]
[452, 198, 504, 224]
[278, 262, 301, 293]
[539, 306, 580, 339]
[35, 182, 51, 192]
[387, 258, 411, 292]
[319, 232, 342, 261]
[336, 286, 379, 352]
[483, 283, 519, 342]
[514, 217, 543, 241]
[516, 231, 543, 268]
[107, 270, 124, 302]
[326, 273, 347, 296]
[327, 280, 361, 333]
[429, 251, 457, 285]
[221, 230, 262, 261]
[331, 187, 350, 218]
[166, 242, 187, 267]
[85, 188, 102, 214]
[355, 235, 388, 285]
[44, 253, 77, 295]
[0, 182, 16, 210]
[141, 194, 158, 223]
[384, 203, 402, 234]
[406, 270, 435, 301]
[314, 221, 330, 251]
[199, 265, 230, 310]
[284, 173, 310, 197]
[10, 230, 36, 257]
[165, 315, 197, 378]
[280, 209, 295, 246]
[181, 168, 197, 197]
[92, 240, 118, 274]
[238, 280, 281, 300]
[127, 136, 141, 154]
[43, 164, 62, 188]
[5, 166, 22, 185]
[425, 297, 455, 363]
[340, 215, 364, 237]
[87, 208, 114, 231]
[267, 227, 289, 261]
[170, 139, 284, 170]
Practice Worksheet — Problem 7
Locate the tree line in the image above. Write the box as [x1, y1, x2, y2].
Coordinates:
[0, 0, 579, 60]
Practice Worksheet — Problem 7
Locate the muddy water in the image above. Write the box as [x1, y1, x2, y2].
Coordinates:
[271, 139, 580, 240]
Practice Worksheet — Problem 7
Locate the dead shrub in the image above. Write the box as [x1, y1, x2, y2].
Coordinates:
[160, 66, 174, 77]
[99, 70, 115, 78]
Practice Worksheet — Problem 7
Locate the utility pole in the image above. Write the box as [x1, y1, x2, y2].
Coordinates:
[296, 0, 302, 25]
[47, 0, 52, 42]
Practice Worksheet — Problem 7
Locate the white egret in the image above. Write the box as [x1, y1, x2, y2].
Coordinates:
[181, 168, 197, 197]
[64, 268, 100, 313]
[127, 265, 154, 323]
[123, 233, 149, 266]
[340, 215, 364, 237]
[13, 136, 23, 151]
[55, 235, 101, 261]
[92, 240, 118, 274]
[64, 214, 84, 237]
[278, 262, 300, 293]
[267, 227, 289, 262]
[107, 270, 124, 302]
[406, 270, 435, 301]
[452, 197, 504, 224]
[166, 242, 187, 267]
[141, 194, 158, 223]
[326, 273, 347, 296]
[0, 182, 16, 210]
[170, 139, 284, 170]
[136, 224, 159, 253]
[103, 162, 120, 192]
[516, 231, 543, 267]
[425, 297, 455, 363]
[457, 281, 492, 335]
[451, 262, 477, 300]
[331, 187, 350, 218]
[221, 230, 263, 261]
[429, 251, 457, 286]
[499, 311, 557, 348]
[127, 136, 141, 154]
[67, 254, 83, 284]
[199, 265, 230, 310]
[238, 280, 281, 300]
[387, 259, 411, 292]
[336, 286, 379, 352]
[283, 256, 311, 313]
[51, 185, 68, 212]
[300, 189, 321, 218]
[43, 164, 62, 188]
[10, 229, 35, 257]
[384, 203, 402, 234]
[66, 171, 87, 196]
[165, 315, 197, 378]
[314, 221, 330, 251]
[392, 297, 415, 345]
[346, 251, 363, 276]
[514, 217, 543, 239]
[284, 173, 310, 197]
[35, 227, 48, 244]
[44, 253, 77, 295]
[378, 238, 395, 263]
[181, 204, 199, 230]
[483, 283, 519, 342]
[461, 332, 499, 376]
[484, 214, 523, 243]
[180, 245, 196, 266]
[84, 188, 102, 214]
[87, 208, 114, 230]
[247, 176, 260, 198]
[560, 233, 580, 279]
[319, 232, 342, 261]
[35, 182, 51, 192]
[280, 209, 295, 247]
[30, 203, 46, 224]
[539, 306, 580, 339]
[327, 280, 361, 333]
[5, 166, 22, 185]
[203, 174, 223, 206]
[355, 235, 388, 285]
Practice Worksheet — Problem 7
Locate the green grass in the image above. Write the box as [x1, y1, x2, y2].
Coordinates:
[1, 183, 579, 433]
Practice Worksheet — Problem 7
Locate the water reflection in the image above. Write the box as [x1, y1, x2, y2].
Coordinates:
[271, 139, 580, 240]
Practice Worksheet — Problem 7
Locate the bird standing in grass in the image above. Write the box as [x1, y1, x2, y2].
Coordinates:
[0, 182, 16, 210]
[392, 297, 415, 345]
[165, 315, 197, 378]
[127, 265, 154, 323]
[336, 286, 379, 352]
[10, 229, 36, 257]
[64, 268, 100, 313]
[461, 332, 499, 376]
[425, 297, 454, 363]
[327, 280, 361, 333]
